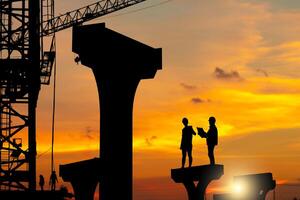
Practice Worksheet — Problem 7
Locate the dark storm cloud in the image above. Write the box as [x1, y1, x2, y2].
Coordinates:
[256, 69, 269, 77]
[214, 67, 243, 81]
[191, 97, 212, 104]
[180, 83, 197, 90]
[191, 97, 204, 104]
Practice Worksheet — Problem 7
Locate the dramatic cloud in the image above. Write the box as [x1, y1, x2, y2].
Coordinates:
[256, 69, 269, 77]
[145, 136, 158, 146]
[214, 67, 243, 81]
[180, 83, 197, 90]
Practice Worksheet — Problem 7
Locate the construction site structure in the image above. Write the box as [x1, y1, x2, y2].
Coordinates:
[0, 0, 147, 191]
[71, 22, 162, 200]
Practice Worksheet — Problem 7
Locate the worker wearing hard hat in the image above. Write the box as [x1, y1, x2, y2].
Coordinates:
[197, 116, 218, 165]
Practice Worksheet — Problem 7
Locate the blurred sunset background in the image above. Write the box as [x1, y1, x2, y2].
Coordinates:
[35, 0, 300, 199]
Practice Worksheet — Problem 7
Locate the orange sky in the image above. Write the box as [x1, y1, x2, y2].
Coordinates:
[32, 0, 300, 199]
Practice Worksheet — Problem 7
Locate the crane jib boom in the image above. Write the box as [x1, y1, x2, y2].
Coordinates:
[42, 0, 147, 36]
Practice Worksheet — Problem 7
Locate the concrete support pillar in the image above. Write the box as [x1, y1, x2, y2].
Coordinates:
[182, 178, 211, 200]
[94, 76, 140, 200]
[70, 179, 98, 200]
[72, 23, 162, 200]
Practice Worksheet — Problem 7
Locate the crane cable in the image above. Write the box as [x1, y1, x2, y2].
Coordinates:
[51, 34, 57, 174]
[101, 0, 175, 19]
[50, 0, 57, 175]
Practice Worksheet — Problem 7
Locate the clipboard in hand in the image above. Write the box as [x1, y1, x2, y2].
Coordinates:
[197, 128, 206, 138]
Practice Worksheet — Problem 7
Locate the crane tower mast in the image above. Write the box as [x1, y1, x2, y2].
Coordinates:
[0, 0, 146, 190]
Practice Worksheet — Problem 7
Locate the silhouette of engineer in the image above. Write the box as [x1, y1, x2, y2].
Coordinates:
[198, 116, 218, 165]
[180, 117, 196, 168]
[39, 174, 45, 191]
[49, 171, 58, 191]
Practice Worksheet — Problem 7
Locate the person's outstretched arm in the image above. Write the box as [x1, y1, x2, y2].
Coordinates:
[191, 127, 196, 135]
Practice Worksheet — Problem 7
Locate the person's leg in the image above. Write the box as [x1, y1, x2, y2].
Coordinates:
[182, 150, 186, 168]
[212, 145, 215, 164]
[208, 145, 215, 165]
[188, 148, 192, 167]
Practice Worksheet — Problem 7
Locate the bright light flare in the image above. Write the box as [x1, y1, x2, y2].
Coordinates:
[233, 181, 247, 196]
[234, 183, 243, 194]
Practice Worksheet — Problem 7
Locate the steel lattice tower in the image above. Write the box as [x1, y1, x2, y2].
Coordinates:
[0, 0, 54, 190]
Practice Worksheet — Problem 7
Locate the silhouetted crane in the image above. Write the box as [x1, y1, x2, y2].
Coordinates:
[0, 0, 146, 191]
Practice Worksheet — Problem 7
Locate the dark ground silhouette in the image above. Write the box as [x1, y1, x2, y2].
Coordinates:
[49, 171, 58, 191]
[39, 174, 45, 191]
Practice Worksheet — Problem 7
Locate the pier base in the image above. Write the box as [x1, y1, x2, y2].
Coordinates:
[59, 158, 100, 200]
[171, 165, 224, 200]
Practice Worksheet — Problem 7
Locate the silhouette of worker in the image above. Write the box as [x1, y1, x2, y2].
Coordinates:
[49, 171, 58, 191]
[198, 116, 218, 165]
[180, 117, 196, 168]
[39, 174, 45, 191]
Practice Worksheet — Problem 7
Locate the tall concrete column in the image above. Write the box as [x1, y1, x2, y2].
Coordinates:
[72, 23, 162, 200]
[96, 77, 139, 200]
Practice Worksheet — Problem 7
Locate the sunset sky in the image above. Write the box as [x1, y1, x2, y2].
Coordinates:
[34, 0, 300, 199]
